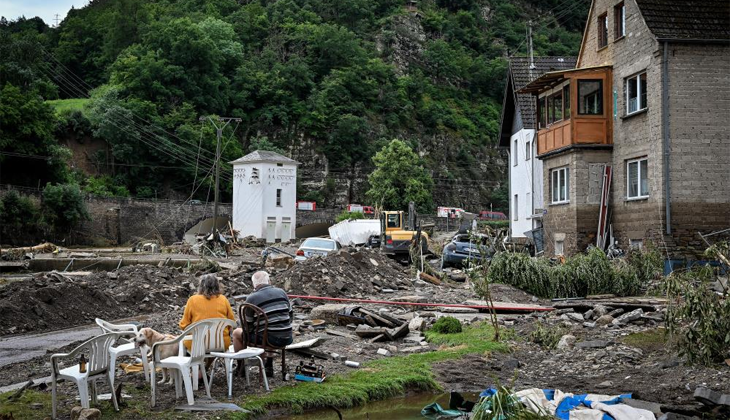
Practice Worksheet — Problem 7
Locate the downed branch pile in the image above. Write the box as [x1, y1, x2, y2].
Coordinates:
[273, 248, 412, 298]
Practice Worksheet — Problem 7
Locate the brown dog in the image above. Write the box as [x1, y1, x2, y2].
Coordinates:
[135, 327, 178, 384]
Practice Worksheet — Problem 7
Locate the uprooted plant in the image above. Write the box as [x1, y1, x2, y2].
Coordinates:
[664, 244, 730, 366]
[479, 246, 662, 299]
[472, 384, 555, 420]
[529, 322, 565, 350]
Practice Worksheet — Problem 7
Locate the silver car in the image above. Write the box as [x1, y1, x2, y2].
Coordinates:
[295, 238, 340, 261]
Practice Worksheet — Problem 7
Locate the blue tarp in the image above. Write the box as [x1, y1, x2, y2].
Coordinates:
[478, 388, 633, 420]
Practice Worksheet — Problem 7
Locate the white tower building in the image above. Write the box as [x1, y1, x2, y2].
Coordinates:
[230, 150, 299, 243]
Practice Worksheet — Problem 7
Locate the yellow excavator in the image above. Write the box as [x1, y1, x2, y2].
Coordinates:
[378, 202, 430, 260]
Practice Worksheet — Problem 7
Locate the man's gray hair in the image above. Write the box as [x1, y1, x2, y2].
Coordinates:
[198, 274, 222, 299]
[251, 271, 270, 288]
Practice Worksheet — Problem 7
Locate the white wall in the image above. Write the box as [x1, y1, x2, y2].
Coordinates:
[232, 161, 297, 240]
[510, 128, 540, 238]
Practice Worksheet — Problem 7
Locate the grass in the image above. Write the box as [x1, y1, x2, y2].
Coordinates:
[621, 328, 667, 352]
[234, 322, 506, 418]
[46, 98, 90, 116]
[0, 323, 505, 420]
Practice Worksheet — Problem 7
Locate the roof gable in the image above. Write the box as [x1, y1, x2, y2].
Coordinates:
[498, 56, 577, 147]
[229, 150, 300, 165]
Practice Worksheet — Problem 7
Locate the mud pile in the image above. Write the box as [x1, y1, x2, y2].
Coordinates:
[0, 265, 254, 336]
[272, 248, 412, 297]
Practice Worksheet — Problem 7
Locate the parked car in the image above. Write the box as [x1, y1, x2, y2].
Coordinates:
[295, 238, 341, 261]
[441, 233, 492, 268]
[478, 210, 507, 220]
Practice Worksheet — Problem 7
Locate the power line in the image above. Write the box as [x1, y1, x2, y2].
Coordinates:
[38, 50, 236, 180]
[38, 62, 235, 183]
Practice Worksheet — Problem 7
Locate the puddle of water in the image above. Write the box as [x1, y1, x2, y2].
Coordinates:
[279, 392, 478, 420]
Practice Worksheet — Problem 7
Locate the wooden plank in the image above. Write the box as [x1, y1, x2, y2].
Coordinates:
[418, 272, 441, 286]
[355, 325, 389, 338]
[325, 329, 358, 340]
[364, 315, 379, 327]
[291, 348, 329, 360]
[389, 323, 409, 340]
[358, 308, 396, 328]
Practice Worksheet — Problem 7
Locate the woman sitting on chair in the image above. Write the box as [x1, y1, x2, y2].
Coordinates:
[179, 274, 236, 351]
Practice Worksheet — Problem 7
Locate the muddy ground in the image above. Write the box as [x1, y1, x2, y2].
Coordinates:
[1, 245, 729, 419]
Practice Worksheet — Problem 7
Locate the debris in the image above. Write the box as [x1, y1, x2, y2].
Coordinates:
[576, 340, 611, 349]
[408, 317, 426, 332]
[265, 253, 295, 270]
[376, 348, 392, 357]
[345, 360, 360, 368]
[70, 407, 102, 420]
[595, 315, 615, 325]
[694, 387, 730, 407]
[613, 308, 644, 325]
[556, 335, 576, 350]
[565, 312, 585, 322]
[596, 380, 614, 388]
[285, 337, 328, 350]
[418, 271, 442, 286]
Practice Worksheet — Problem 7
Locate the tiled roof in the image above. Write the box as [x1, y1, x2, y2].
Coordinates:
[509, 56, 577, 128]
[636, 0, 730, 40]
[229, 150, 300, 165]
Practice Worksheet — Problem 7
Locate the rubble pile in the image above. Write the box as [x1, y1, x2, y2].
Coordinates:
[0, 266, 254, 336]
[273, 248, 412, 297]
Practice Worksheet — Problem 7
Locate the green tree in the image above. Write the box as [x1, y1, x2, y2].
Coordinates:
[366, 140, 433, 212]
[0, 190, 41, 240]
[41, 183, 89, 234]
[248, 136, 285, 154]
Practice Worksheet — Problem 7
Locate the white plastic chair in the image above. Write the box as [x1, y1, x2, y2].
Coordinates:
[186, 318, 236, 391]
[150, 320, 215, 407]
[208, 345, 269, 399]
[95, 318, 150, 387]
[51, 333, 121, 419]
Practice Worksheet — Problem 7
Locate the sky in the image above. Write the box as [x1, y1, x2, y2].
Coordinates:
[0, 0, 90, 26]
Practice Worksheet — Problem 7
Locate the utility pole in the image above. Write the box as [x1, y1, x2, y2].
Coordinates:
[53, 14, 60, 27]
[199, 116, 242, 239]
[528, 20, 535, 71]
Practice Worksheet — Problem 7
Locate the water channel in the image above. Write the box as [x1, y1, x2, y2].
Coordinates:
[278, 392, 478, 420]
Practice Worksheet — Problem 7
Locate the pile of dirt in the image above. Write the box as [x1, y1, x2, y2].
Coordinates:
[0, 265, 254, 336]
[272, 248, 412, 297]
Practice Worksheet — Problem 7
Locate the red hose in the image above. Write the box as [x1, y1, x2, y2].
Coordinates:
[286, 294, 552, 312]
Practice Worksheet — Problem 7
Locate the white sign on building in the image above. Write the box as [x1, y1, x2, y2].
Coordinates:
[230, 150, 299, 243]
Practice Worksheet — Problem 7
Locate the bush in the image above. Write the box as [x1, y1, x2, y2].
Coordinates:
[335, 210, 364, 222]
[430, 316, 462, 334]
[665, 262, 730, 365]
[83, 175, 130, 198]
[482, 247, 650, 299]
[42, 183, 90, 233]
[0, 190, 41, 240]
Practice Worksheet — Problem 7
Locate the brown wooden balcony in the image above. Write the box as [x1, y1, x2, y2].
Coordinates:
[519, 66, 613, 156]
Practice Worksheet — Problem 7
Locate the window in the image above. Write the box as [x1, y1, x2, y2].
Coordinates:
[513, 139, 518, 166]
[547, 95, 554, 124]
[626, 72, 647, 115]
[538, 97, 547, 129]
[553, 92, 563, 122]
[563, 84, 571, 119]
[386, 213, 400, 228]
[513, 194, 518, 221]
[614, 2, 625, 39]
[555, 239, 565, 256]
[276, 189, 282, 206]
[626, 158, 649, 199]
[578, 80, 603, 115]
[597, 13, 608, 49]
[525, 141, 531, 160]
[551, 167, 569, 204]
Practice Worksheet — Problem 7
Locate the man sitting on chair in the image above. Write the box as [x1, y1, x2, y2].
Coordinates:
[232, 271, 293, 375]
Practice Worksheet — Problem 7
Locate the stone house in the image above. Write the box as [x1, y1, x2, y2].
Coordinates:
[499, 56, 576, 247]
[519, 0, 730, 258]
